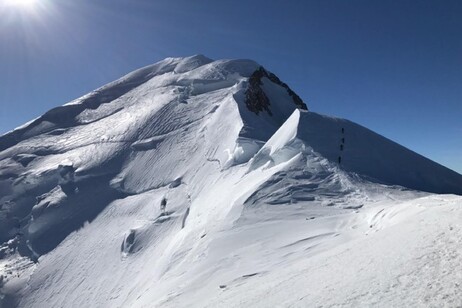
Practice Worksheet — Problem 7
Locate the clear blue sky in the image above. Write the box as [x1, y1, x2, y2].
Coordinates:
[0, 0, 461, 173]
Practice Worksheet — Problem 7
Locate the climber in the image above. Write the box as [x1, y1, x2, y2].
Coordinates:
[160, 197, 167, 214]
[338, 156, 342, 164]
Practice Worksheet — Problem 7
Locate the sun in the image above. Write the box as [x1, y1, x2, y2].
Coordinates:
[4, 0, 39, 9]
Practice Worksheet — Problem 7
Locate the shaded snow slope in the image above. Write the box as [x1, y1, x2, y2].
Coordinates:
[296, 111, 462, 194]
[1, 55, 461, 308]
[252, 109, 462, 195]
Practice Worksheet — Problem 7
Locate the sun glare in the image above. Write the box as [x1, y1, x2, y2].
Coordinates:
[4, 0, 39, 9]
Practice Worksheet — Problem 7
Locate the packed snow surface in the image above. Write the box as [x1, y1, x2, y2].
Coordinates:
[0, 55, 461, 307]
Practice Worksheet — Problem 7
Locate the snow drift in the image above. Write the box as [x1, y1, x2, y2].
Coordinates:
[0, 55, 461, 307]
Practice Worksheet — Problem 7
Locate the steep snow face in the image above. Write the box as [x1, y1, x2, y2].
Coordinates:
[0, 55, 306, 263]
[0, 56, 461, 308]
[250, 109, 462, 195]
[295, 111, 462, 194]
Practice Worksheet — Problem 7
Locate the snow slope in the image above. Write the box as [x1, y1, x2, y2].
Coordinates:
[0, 55, 461, 307]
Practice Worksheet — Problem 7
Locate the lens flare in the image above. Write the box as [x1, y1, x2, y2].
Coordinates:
[4, 0, 39, 9]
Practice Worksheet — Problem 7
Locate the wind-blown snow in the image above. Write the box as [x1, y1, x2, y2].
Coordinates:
[0, 55, 461, 307]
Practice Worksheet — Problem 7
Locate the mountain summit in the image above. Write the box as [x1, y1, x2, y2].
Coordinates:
[1, 56, 461, 307]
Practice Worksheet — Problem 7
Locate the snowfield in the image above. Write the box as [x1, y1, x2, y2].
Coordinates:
[0, 55, 461, 307]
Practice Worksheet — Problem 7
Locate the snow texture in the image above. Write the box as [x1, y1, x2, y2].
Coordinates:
[0, 55, 461, 308]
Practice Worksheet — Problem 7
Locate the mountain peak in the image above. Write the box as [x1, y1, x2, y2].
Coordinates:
[0, 56, 306, 151]
[1, 56, 461, 308]
[171, 54, 213, 73]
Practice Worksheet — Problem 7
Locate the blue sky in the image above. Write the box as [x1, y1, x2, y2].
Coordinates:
[0, 0, 461, 173]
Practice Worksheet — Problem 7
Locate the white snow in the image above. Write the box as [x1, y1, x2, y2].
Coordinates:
[0, 55, 461, 308]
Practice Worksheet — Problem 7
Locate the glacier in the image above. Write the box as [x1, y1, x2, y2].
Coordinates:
[0, 55, 461, 307]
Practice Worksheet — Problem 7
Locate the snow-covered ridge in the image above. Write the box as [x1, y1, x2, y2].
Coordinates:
[1, 55, 461, 307]
[295, 111, 462, 194]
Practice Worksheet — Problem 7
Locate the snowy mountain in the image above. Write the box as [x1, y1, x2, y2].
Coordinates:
[1, 55, 461, 307]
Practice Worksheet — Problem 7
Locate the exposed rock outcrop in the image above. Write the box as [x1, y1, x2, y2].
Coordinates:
[245, 66, 307, 115]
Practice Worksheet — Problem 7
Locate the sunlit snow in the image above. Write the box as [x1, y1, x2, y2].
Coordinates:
[0, 55, 461, 307]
